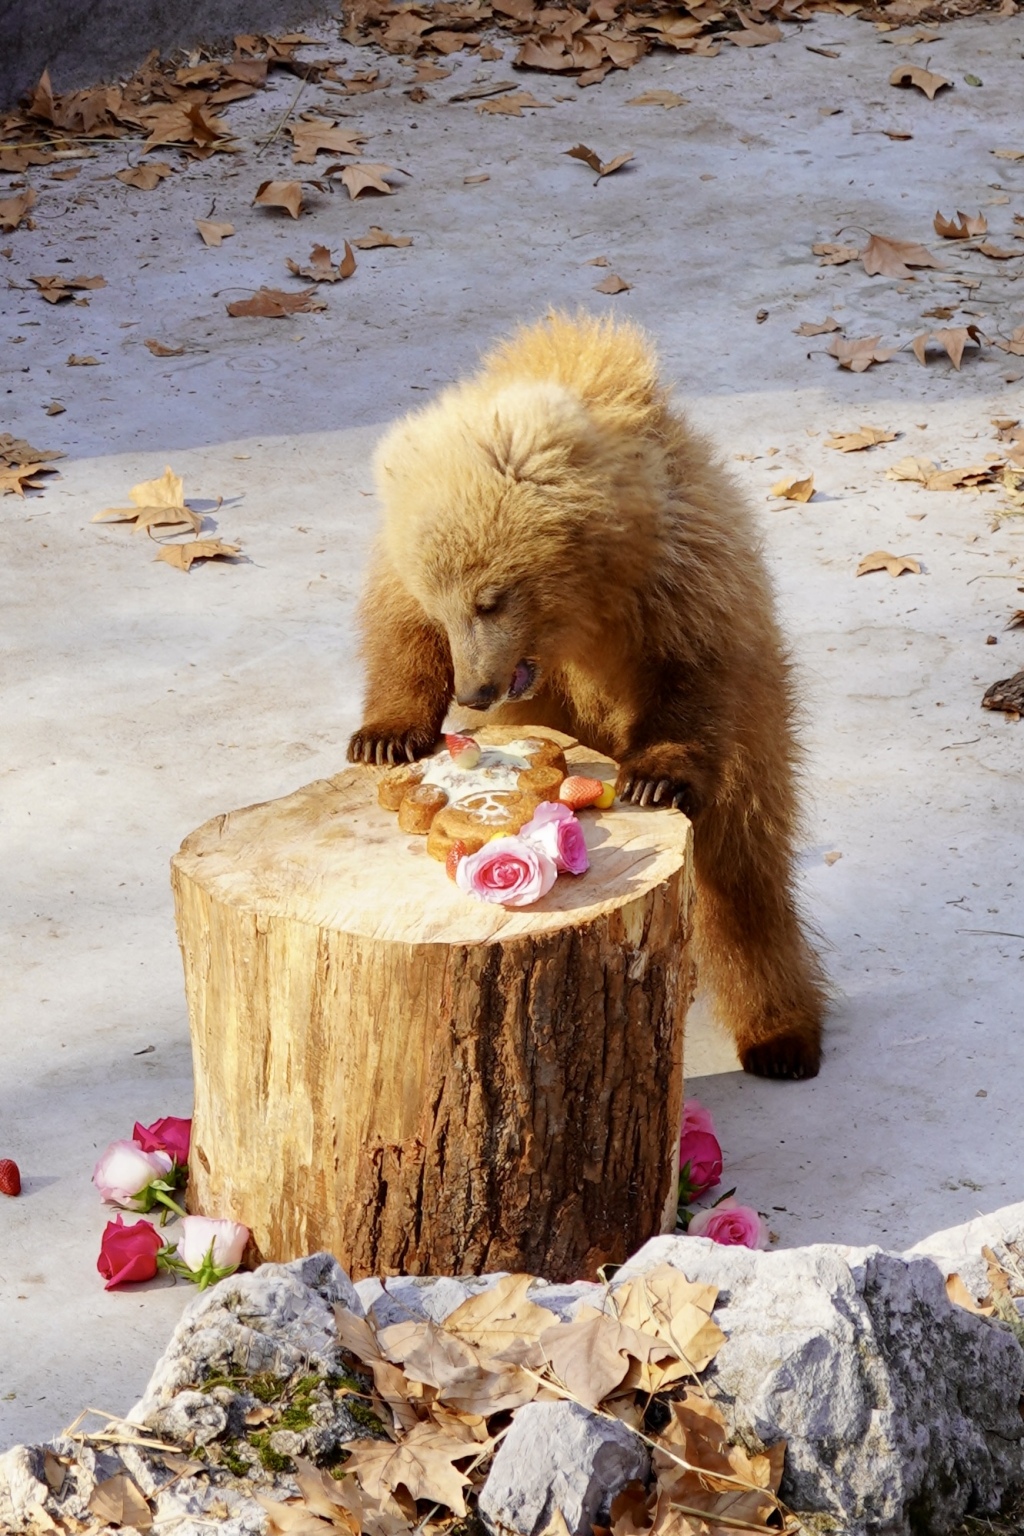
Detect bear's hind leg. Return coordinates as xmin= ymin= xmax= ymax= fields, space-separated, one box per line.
xmin=693 ymin=793 xmax=827 ymax=1081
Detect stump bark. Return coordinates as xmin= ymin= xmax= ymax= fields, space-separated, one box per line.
xmin=171 ymin=735 xmax=695 ymax=1282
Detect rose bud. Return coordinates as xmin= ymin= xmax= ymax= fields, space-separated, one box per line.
xmin=96 ymin=1215 xmax=165 ymax=1290
xmin=687 ymin=1197 xmax=768 ymax=1250
xmin=166 ymin=1215 xmax=250 ymax=1290
xmin=132 ymin=1116 xmax=192 ymax=1168
xmin=92 ymin=1140 xmax=184 ymax=1218
xmin=519 ymin=801 xmax=589 ymax=876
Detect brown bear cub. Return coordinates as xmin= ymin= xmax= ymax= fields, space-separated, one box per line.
xmin=348 ymin=312 xmax=827 ymax=1080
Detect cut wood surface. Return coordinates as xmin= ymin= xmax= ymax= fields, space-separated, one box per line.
xmin=172 ymin=729 xmax=695 ymax=1281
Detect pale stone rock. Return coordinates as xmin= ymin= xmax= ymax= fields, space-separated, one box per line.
xmin=615 ymin=1233 xmax=1024 ymax=1534
xmin=478 ymin=1400 xmax=649 ymax=1536
xmin=905 ymin=1200 xmax=1024 ymax=1299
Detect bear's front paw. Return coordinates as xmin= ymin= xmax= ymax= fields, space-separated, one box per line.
xmin=616 ymin=755 xmax=705 ymax=818
xmin=348 ymin=721 xmax=439 ymax=766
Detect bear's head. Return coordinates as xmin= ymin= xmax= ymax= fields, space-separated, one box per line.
xmin=374 ymin=379 xmax=611 ymax=712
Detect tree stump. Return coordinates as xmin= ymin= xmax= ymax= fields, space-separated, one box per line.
xmin=171 ymin=734 xmax=695 ymax=1283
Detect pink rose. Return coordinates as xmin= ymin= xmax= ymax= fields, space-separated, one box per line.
xmin=519 ymin=802 xmax=589 ymax=876
xmin=680 ymin=1097 xmax=717 ymax=1141
xmin=456 ymin=836 xmax=557 ymax=908
xmin=166 ymin=1215 xmax=250 ymax=1290
xmin=133 ymin=1116 xmax=191 ymax=1166
xmin=92 ymin=1140 xmax=184 ymax=1217
xmin=96 ymin=1215 xmax=163 ymax=1290
xmin=678 ymin=1129 xmax=723 ymax=1200
xmin=687 ymin=1197 xmax=767 ymax=1250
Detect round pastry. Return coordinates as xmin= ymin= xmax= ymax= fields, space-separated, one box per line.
xmin=426 ymin=788 xmax=540 ymax=863
xmin=378 ymin=762 xmax=425 ymax=811
xmin=516 ymin=764 xmax=564 ymax=802
xmin=397 ymin=783 xmax=449 ymax=834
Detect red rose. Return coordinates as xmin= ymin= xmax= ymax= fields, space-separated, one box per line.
xmin=97 ymin=1214 xmax=163 ymax=1290
xmin=132 ymin=1116 xmax=191 ymax=1166
xmin=678 ymin=1128 xmax=723 ymax=1200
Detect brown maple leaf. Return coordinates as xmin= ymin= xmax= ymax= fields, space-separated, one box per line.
xmin=992 ymin=148 xmax=1024 ymax=161
xmin=933 ymin=209 xmax=987 ymax=239
xmin=770 ymin=473 xmax=815 ymax=502
xmin=352 ymin=226 xmax=412 ymax=248
xmin=0 ymin=463 xmax=55 ymax=496
xmin=813 ymin=241 xmax=860 ymax=265
xmin=157 ymin=538 xmax=241 ymax=571
xmin=728 ymin=18 xmax=782 ymax=45
xmin=31 ymin=273 xmax=106 ymax=304
xmin=890 ymin=64 xmax=952 ymax=98
xmin=994 ymin=325 xmax=1024 ymax=357
xmin=856 ymin=549 xmax=921 ymax=576
xmin=825 ymin=425 xmax=898 ymax=452
xmin=227 ymin=286 xmax=326 ymax=317
xmin=0 ymin=188 xmax=37 ymax=231
xmin=565 ymin=144 xmax=634 ymax=178
xmin=911 ymin=324 xmax=982 ymax=370
xmin=594 ymin=272 xmax=631 ymax=293
xmin=93 ymin=467 xmax=202 ymax=532
xmin=333 ymin=163 xmax=399 ymax=199
xmin=286 ymin=242 xmax=356 ymax=281
xmin=476 ymin=91 xmax=551 ymax=115
xmin=627 ymin=89 xmax=687 ymax=108
xmin=195 ymin=219 xmax=235 ymax=246
xmin=89 ymin=1474 xmax=152 ymax=1530
xmin=342 ymin=1421 xmax=479 ymax=1516
xmin=795 ymin=315 xmax=841 ymax=335
xmin=981 ymin=668 xmax=1024 ymax=719
xmin=0 ymin=434 xmax=65 ymax=467
xmin=860 ymin=233 xmax=943 ymax=279
xmin=827 ymin=334 xmax=896 ymax=372
xmin=289 ymin=121 xmax=367 ymax=163
xmin=144 ymin=338 xmax=186 ymax=356
xmin=67 ymin=354 xmax=100 ymax=366
xmin=977 ymin=241 xmax=1022 ymax=261
xmin=254 ymin=179 xmax=305 ymax=217
xmin=115 ymin=161 xmax=174 ymax=190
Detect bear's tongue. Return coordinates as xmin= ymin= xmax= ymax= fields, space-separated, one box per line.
xmin=509 ymin=660 xmax=534 ymax=700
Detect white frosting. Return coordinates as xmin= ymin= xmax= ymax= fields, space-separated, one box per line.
xmin=420 ymin=739 xmax=542 ymax=806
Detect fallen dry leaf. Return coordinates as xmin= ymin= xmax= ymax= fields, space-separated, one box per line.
xmin=911 ymin=324 xmax=982 ymax=369
xmin=93 ymin=466 xmax=202 ymax=533
xmin=926 ymin=463 xmax=997 ymax=490
xmin=0 ymin=187 xmax=37 ymax=230
xmin=144 ymin=338 xmax=186 ymax=357
xmin=827 ymin=334 xmax=896 ymax=372
xmin=890 ymin=64 xmax=951 ymax=98
xmin=254 ymin=179 xmax=305 ymax=217
xmin=628 ymin=89 xmax=687 ymax=108
xmin=770 ymin=473 xmax=815 ymax=502
xmin=981 ymin=668 xmax=1024 ymax=719
xmin=227 ymin=286 xmax=326 ymax=317
xmin=994 ymin=325 xmax=1024 ymax=357
xmin=933 ymin=208 xmax=987 ymax=239
xmin=795 ymin=315 xmax=842 ymax=335
xmin=856 ymin=549 xmax=921 ymax=576
xmin=157 ymin=537 xmax=241 ymax=571
xmin=565 ymin=144 xmax=634 ymax=178
xmin=946 ymin=1273 xmax=995 ymax=1315
xmin=0 ymin=433 xmax=65 ymax=468
xmin=335 ymin=163 xmax=398 ymax=199
xmin=195 ymin=218 xmax=235 ymax=246
xmin=287 ymin=242 xmax=357 ymax=281
xmin=728 ymin=19 xmax=782 ymax=45
xmin=977 ymin=241 xmax=1022 ymax=260
xmin=825 ymin=426 xmax=898 ymax=452
xmin=860 ymin=232 xmax=943 ymax=278
xmin=289 ymin=120 xmax=367 ymax=163
xmin=352 ymin=226 xmax=412 ymax=248
xmin=823 ymin=850 xmax=843 ymax=865
xmin=464 ymin=173 xmax=489 ymax=185
xmin=0 ymin=463 xmax=57 ymax=496
xmin=89 ymin=1474 xmax=152 ymax=1531
xmin=594 ymin=272 xmax=631 ymax=293
xmin=1005 ymin=610 xmax=1024 ymax=630
xmin=46 ymin=401 xmax=65 ymax=415
xmin=886 ymin=455 xmax=938 ymax=484
xmin=476 ymin=90 xmax=551 ymax=115
xmin=539 ymin=1307 xmax=644 ymax=1408
xmin=343 ymin=1421 xmax=478 ymax=1516
xmin=31 ymin=272 xmax=106 ymax=303
xmin=610 ymin=1265 xmax=726 ymax=1384
xmin=67 ymin=354 xmax=99 ymax=365
xmin=115 ymin=160 xmax=174 ymax=190
xmin=813 ymin=241 xmax=861 ymax=265
xmin=992 ymin=148 xmax=1024 ymax=161
xmin=445 ymin=1275 xmax=558 ymax=1354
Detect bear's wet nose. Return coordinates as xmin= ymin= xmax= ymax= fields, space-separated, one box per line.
xmin=456 ymin=682 xmax=499 ymax=710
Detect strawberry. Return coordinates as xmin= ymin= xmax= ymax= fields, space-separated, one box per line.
xmin=0 ymin=1158 xmax=21 ymax=1197
xmin=445 ymin=733 xmax=481 ymax=770
xmin=446 ymin=839 xmax=470 ymax=880
xmin=559 ymin=775 xmax=604 ymax=811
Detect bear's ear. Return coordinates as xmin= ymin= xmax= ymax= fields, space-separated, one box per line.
xmin=478 ymin=383 xmax=598 ymax=484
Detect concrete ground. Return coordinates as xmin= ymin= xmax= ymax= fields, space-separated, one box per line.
xmin=2 ymin=9 xmax=1024 ymax=1447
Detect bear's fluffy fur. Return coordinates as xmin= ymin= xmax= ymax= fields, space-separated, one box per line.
xmin=349 ymin=312 xmax=826 ymax=1079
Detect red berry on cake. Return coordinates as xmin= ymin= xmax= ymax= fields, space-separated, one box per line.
xmin=559 ymin=775 xmax=604 ymax=811
xmin=0 ymin=1159 xmax=21 ymax=1196
xmin=444 ymin=734 xmax=482 ymax=770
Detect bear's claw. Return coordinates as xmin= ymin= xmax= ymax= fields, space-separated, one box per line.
xmin=617 ymin=769 xmax=701 ymax=819
xmin=739 ymin=1031 xmax=821 ymax=1081
xmin=348 ymin=723 xmax=438 ymax=767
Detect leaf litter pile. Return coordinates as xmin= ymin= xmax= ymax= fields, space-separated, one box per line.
xmin=92 ymin=467 xmax=241 ymax=571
